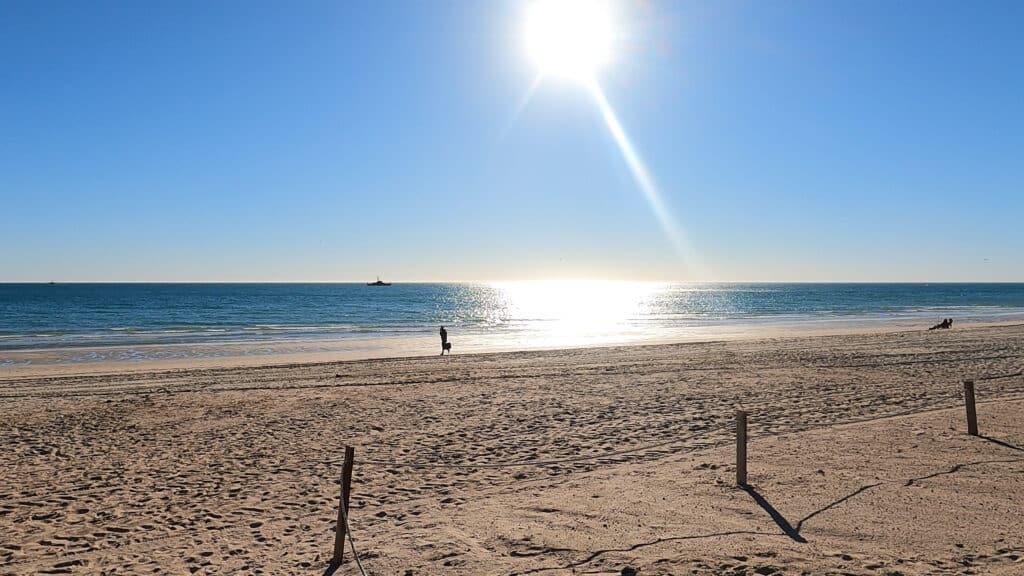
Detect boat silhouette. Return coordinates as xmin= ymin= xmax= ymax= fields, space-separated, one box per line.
xmin=367 ymin=276 xmax=392 ymax=286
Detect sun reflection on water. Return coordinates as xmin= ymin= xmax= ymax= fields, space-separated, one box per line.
xmin=490 ymin=280 xmax=665 ymax=347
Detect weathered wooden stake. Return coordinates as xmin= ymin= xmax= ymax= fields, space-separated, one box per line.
xmin=963 ymin=380 xmax=978 ymax=436
xmin=331 ymin=446 xmax=355 ymax=568
xmin=736 ymin=410 xmax=748 ymax=486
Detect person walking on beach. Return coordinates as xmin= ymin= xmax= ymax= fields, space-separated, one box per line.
xmin=440 ymin=325 xmax=450 ymax=355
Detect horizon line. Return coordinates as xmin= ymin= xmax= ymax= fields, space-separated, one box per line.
xmin=3 ymin=280 xmax=1024 ymax=285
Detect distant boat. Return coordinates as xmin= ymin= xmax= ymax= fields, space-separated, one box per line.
xmin=367 ymin=277 xmax=392 ymax=286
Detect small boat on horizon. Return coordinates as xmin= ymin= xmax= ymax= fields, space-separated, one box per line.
xmin=367 ymin=277 xmax=392 ymax=286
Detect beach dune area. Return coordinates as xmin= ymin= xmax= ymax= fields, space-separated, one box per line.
xmin=2 ymin=324 xmax=1023 ymax=575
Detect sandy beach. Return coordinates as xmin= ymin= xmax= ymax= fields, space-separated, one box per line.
xmin=2 ymin=323 xmax=1023 ymax=575
xmin=8 ymin=0 xmax=1024 ymax=573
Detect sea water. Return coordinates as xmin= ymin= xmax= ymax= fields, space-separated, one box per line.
xmin=2 ymin=282 xmax=1023 ymax=365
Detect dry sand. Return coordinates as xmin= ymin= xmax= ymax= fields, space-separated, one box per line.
xmin=2 ymin=324 xmax=1023 ymax=575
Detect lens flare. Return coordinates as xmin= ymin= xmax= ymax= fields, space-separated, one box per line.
xmin=517 ymin=2 xmax=706 ymax=278
xmin=587 ymin=80 xmax=706 ymax=278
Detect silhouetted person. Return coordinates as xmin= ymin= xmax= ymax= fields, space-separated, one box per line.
xmin=440 ymin=325 xmax=450 ymax=355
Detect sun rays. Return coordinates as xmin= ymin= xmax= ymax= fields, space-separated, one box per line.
xmin=517 ymin=0 xmax=705 ymax=278
xmin=586 ymin=79 xmax=705 ymax=277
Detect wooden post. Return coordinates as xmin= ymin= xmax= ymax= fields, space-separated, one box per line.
xmin=964 ymin=380 xmax=978 ymax=436
xmin=331 ymin=446 xmax=355 ymax=568
xmin=736 ymin=410 xmax=748 ymax=486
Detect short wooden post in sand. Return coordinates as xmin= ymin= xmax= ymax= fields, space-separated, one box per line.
xmin=736 ymin=410 xmax=748 ymax=486
xmin=331 ymin=446 xmax=356 ymax=568
xmin=963 ymin=380 xmax=978 ymax=436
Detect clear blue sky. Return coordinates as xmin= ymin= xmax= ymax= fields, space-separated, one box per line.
xmin=2 ymin=0 xmax=1021 ymax=282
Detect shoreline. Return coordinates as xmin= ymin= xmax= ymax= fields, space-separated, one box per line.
xmin=2 ymin=317 xmax=1024 ymax=379
xmin=5 ymin=282 xmax=1024 ymax=378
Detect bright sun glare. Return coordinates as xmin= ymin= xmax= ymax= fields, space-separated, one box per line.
xmin=526 ymin=0 xmax=613 ymax=80
xmin=519 ymin=0 xmax=706 ymax=278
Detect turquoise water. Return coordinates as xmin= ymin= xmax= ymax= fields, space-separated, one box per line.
xmin=2 ymin=283 xmax=1023 ymax=363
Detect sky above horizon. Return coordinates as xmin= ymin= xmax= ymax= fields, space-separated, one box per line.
xmin=2 ymin=1 xmax=1022 ymax=282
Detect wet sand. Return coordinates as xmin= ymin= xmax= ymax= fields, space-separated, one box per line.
xmin=2 ymin=324 xmax=1023 ymax=574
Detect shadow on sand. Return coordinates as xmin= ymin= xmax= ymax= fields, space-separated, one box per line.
xmin=741 ymin=485 xmax=807 ymax=543
xmin=979 ymin=435 xmax=1024 ymax=453
xmin=743 ymin=449 xmax=1024 ymax=543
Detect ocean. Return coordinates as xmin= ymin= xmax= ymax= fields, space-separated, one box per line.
xmin=2 ymin=282 xmax=1024 ymax=366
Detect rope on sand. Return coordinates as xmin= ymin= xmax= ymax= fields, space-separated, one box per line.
xmin=975 ymin=370 xmax=1023 ymax=382
xmin=354 ymin=374 xmax=1024 ymax=470
xmin=340 ymin=492 xmax=368 ymax=576
xmin=359 ymin=424 xmax=730 ymax=469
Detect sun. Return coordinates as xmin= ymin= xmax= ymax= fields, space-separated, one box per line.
xmin=526 ymin=0 xmax=613 ymax=80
